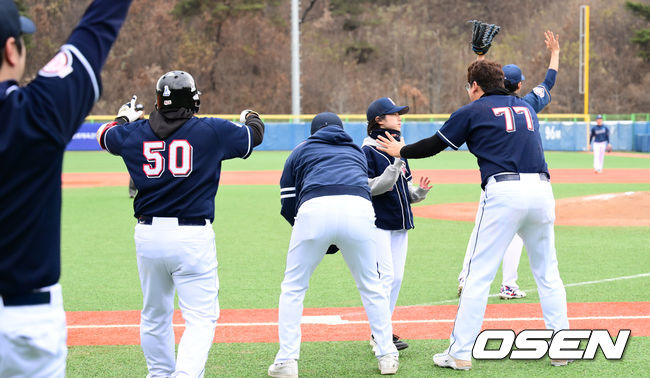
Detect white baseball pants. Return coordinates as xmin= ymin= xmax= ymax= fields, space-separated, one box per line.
xmin=135 ymin=217 xmax=219 ymax=378
xmin=0 ymin=284 xmax=67 ymax=378
xmin=501 ymin=234 xmax=525 ymax=290
xmin=447 ymin=174 xmax=569 ymax=361
xmin=458 ymin=204 xmax=525 ymax=291
xmin=375 ymin=229 xmax=408 ymax=314
xmin=592 ymin=141 xmax=607 ymax=172
xmin=274 ymin=195 xmax=398 ymax=363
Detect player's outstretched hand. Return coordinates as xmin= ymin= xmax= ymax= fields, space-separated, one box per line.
xmin=419 ymin=176 xmax=433 ymax=190
xmin=545 ymin=30 xmax=560 ymax=53
xmin=376 ymin=131 xmax=405 ymax=157
xmin=116 ymin=95 xmax=144 ymax=123
xmin=240 ymin=109 xmax=260 ymax=123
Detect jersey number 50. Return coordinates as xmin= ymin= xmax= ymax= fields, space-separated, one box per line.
xmin=492 ymin=106 xmax=534 ymax=133
xmin=143 ymin=140 xmax=193 ymax=178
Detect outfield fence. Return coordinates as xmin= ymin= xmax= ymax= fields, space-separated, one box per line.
xmin=70 ymin=118 xmax=650 ymax=152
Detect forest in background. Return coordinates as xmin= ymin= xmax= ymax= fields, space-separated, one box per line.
xmin=16 ymin=0 xmax=650 ymax=116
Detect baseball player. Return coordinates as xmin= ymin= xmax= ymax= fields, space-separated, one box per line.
xmin=377 ymin=60 xmax=570 ymax=370
xmin=363 ymin=97 xmax=432 ymax=351
xmin=269 ymin=112 xmax=399 ymax=377
xmin=0 ymin=1 xmax=132 ymax=376
xmin=589 ymin=114 xmax=611 ymax=173
xmin=96 ymin=71 xmax=265 ymax=377
xmin=458 ymin=30 xmax=561 ymax=300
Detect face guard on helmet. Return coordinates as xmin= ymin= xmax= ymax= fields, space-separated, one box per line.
xmin=155 ymin=70 xmax=201 ymax=113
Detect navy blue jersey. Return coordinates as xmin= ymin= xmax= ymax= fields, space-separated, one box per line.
xmin=280 ymin=126 xmax=371 ymax=225
xmin=590 ymin=125 xmax=610 ymax=143
xmin=437 ymin=94 xmax=549 ymax=188
xmin=521 ymin=69 xmax=556 ymax=113
xmin=0 ymin=0 xmax=132 ymax=295
xmin=362 ymin=142 xmax=414 ymax=230
xmin=101 ymin=117 xmax=253 ymax=221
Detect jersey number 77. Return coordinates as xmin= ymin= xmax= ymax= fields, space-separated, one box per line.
xmin=143 ymin=140 xmax=193 ymax=178
xmin=492 ymin=106 xmax=534 ymax=133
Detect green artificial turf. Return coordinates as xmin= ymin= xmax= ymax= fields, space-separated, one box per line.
xmin=67 ymin=337 xmax=649 ymax=377
xmin=62 ymin=150 xmax=650 ymax=173
xmin=59 ymin=150 xmax=650 ymax=376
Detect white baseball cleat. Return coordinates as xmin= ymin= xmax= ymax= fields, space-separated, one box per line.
xmin=378 ymin=354 xmax=399 ymax=375
xmin=268 ymin=359 xmax=298 ymax=378
xmin=433 ymin=352 xmax=472 ymax=370
xmin=498 ymin=285 xmax=526 ymax=299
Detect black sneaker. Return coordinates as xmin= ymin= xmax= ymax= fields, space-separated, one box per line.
xmin=393 ymin=334 xmax=409 ymax=350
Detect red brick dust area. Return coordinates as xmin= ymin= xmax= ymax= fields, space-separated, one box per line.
xmin=414 ymin=191 xmax=650 ymax=227
xmin=67 ymin=302 xmax=650 ymax=346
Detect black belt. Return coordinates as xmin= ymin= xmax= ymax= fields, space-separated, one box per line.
xmin=494 ymin=173 xmax=549 ymax=183
xmin=138 ymin=216 xmax=207 ymax=226
xmin=2 ymin=291 xmax=51 ymax=306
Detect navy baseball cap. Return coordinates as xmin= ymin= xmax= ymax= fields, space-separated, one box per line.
xmin=311 ymin=112 xmax=343 ymax=135
xmin=596 ymin=114 xmax=603 ymax=120
xmin=503 ymin=64 xmax=525 ymax=85
xmin=0 ymin=0 xmax=36 ymax=46
xmin=366 ymin=97 xmax=409 ymax=122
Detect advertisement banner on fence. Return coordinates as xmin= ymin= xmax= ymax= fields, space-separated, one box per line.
xmin=68 ymin=121 xmax=646 ymax=152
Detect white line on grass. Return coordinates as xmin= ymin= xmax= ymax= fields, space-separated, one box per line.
xmin=67 ymin=314 xmax=650 ymax=329
xmin=415 ymin=272 xmax=650 ymax=306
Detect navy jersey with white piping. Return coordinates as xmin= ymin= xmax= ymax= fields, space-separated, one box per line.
xmin=520 ymin=69 xmax=556 ymax=113
xmin=280 ymin=125 xmax=371 ymax=225
xmin=362 ymin=137 xmax=414 ymax=230
xmin=0 ymin=0 xmax=132 ymax=295
xmin=102 ymin=116 xmax=253 ymax=221
xmin=437 ymin=93 xmax=549 ymax=189
xmin=590 ymin=125 xmax=610 ymax=143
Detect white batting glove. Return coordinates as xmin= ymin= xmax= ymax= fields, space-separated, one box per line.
xmin=239 ymin=109 xmax=260 ymax=123
xmin=117 ymin=95 xmax=144 ymax=123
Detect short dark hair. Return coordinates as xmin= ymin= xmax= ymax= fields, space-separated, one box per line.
xmin=467 ymin=60 xmax=504 ymax=92
xmin=0 ymin=36 xmax=23 ymax=69
xmin=504 ymin=81 xmax=519 ymax=93
xmin=367 ymin=114 xmax=386 ymax=135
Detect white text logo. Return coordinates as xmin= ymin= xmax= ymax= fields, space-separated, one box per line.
xmin=472 ymin=329 xmax=631 ymax=360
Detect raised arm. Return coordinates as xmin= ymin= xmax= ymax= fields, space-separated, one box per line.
xmin=545 ymin=30 xmax=560 ymax=72
xmin=28 ymin=0 xmax=133 ymax=143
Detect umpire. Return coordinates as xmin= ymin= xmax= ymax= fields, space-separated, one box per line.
xmin=0 ymin=1 xmax=133 ymax=376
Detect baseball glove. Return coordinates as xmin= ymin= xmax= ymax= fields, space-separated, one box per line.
xmin=469 ymin=20 xmax=501 ymax=55
xmin=606 ymin=145 xmax=613 ymax=153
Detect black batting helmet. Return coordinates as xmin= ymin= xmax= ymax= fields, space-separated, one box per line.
xmin=155 ymin=70 xmax=201 ymax=113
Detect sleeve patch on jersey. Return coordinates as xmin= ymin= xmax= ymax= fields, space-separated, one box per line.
xmin=533 ymin=86 xmax=545 ymax=98
xmin=38 ymin=50 xmax=74 ymax=79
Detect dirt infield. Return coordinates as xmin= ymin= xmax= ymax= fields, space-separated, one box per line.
xmin=62 ymin=168 xmax=650 ymax=188
xmin=413 ymin=191 xmax=650 ymax=227
xmin=66 ymin=302 xmax=650 ymax=346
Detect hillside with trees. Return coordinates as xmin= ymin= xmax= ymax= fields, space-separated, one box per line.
xmin=17 ymin=0 xmax=650 ymax=116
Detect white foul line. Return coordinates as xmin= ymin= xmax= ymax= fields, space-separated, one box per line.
xmin=417 ymin=272 xmax=650 ymax=306
xmin=66 ymin=273 xmax=650 ymax=330
xmin=67 ymin=315 xmax=650 ymax=329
